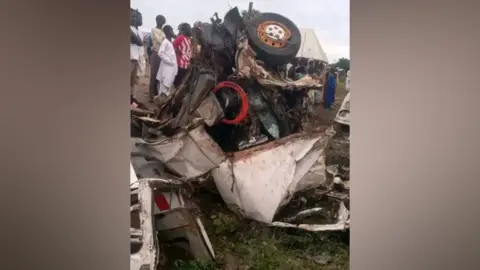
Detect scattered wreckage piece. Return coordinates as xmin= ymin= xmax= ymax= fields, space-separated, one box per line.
xmin=327 ymin=164 xmax=350 ymax=182
xmin=130 ymin=156 xmax=215 ymax=270
xmin=132 ymin=124 xmax=226 ymax=180
xmin=270 ymin=202 xmax=350 ymax=232
xmin=282 ymin=207 xmax=326 ymax=223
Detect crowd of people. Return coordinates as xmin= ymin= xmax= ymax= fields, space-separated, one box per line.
xmin=130 ymin=8 xmax=348 ymax=111
xmin=286 ymin=59 xmax=345 ymax=110
xmin=130 ymin=9 xmax=193 ymax=105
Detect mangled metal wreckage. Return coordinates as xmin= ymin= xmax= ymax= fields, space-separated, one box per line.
xmin=131 ymin=6 xmax=350 ymax=269
xmin=130 ymin=159 xmax=215 ymax=270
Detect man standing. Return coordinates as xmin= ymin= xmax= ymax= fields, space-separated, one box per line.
xmin=323 ymin=67 xmax=337 ymax=110
xmin=173 ymin=23 xmax=192 ymax=87
xmin=156 ymin=25 xmax=178 ymax=105
xmin=130 ymin=9 xmax=144 ymax=100
xmin=149 ymin=15 xmax=166 ymax=103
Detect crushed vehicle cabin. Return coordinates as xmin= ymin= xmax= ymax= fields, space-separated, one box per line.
xmin=131 ymin=6 xmax=350 ymax=269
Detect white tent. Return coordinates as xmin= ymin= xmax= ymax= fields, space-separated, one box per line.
xmin=296 ymin=28 xmax=328 ymax=63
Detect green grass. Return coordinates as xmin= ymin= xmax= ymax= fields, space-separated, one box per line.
xmin=175 ymin=211 xmax=349 ymax=270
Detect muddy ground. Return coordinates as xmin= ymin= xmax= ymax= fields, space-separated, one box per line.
xmin=134 ymin=69 xmax=350 ymax=270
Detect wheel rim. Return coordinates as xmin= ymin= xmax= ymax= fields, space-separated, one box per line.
xmin=256 ymin=21 xmax=291 ymax=48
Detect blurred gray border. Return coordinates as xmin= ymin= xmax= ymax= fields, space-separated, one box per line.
xmin=0 ymin=0 xmax=478 ymax=269
xmin=351 ymin=0 xmax=479 ymax=269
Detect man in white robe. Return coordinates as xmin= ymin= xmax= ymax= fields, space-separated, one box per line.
xmin=155 ymin=25 xmax=177 ymax=105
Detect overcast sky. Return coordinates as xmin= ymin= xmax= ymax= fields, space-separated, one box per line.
xmin=131 ymin=0 xmax=349 ymax=62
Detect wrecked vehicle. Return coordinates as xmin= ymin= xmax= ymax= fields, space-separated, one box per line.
xmin=131 ymin=7 xmax=349 ymax=267
xmin=130 ymin=146 xmax=215 ymax=270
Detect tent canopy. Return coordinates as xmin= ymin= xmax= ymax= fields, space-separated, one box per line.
xmin=296 ymin=28 xmax=328 ymax=63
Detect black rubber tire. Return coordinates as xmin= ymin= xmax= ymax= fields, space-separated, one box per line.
xmin=245 ymin=13 xmax=302 ymax=67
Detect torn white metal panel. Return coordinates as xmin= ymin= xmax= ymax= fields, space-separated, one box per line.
xmin=290 ymin=147 xmax=327 ymax=196
xmin=294 ymin=128 xmax=336 ymax=191
xmin=270 ymin=202 xmax=350 ymax=232
xmin=130 ymin=162 xmax=139 ymax=189
xmin=130 ymin=176 xmax=158 ymax=270
xmin=211 ymin=127 xmax=335 ymax=224
xmin=335 ymin=92 xmax=350 ymax=126
xmin=135 ymin=125 xmax=226 ymax=180
xmin=214 ymin=144 xmax=297 ymax=223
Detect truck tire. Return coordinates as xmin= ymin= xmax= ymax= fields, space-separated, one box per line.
xmin=245 ymin=12 xmax=302 ymax=67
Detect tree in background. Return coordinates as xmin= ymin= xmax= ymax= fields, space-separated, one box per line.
xmin=333 ymin=57 xmax=350 ymax=71
xmin=241 ymin=9 xmax=262 ymax=21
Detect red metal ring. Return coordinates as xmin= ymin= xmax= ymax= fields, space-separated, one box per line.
xmin=211 ymin=81 xmax=249 ymax=125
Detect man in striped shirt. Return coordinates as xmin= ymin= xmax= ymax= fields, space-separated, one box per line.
xmin=173 ymin=23 xmax=192 ymax=87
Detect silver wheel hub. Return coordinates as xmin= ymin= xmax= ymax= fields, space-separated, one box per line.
xmin=265 ymin=24 xmax=285 ymax=40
